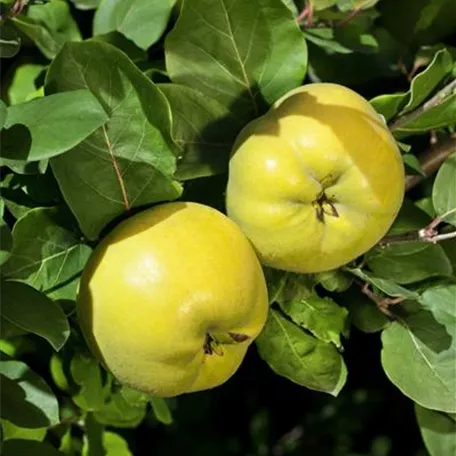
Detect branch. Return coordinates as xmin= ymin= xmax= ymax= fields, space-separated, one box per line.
xmin=389 ymin=79 xmax=456 ymax=132
xmin=360 ymin=283 xmax=404 ymax=317
xmin=405 ymin=135 xmax=456 ymax=191
xmin=379 ymin=209 xmax=456 ymax=246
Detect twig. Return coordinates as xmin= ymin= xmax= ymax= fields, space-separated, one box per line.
xmin=335 ymin=6 xmax=362 ymax=27
xmin=361 ymin=283 xmax=405 ymax=317
xmin=297 ymin=1 xmax=313 ymax=29
xmin=389 ymin=79 xmax=456 ymax=132
xmin=379 ymin=208 xmax=456 ymax=246
xmin=405 ymin=136 xmax=456 ymax=191
xmin=0 ymin=0 xmax=27 ymax=23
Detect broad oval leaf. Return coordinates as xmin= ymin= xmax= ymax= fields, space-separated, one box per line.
xmin=366 ymin=242 xmax=453 ymax=284
xmin=1 ymin=280 xmax=70 ymax=351
xmin=256 ymin=309 xmax=347 ymax=396
xmin=158 ymin=83 xmax=243 ymax=180
xmin=0 ymin=360 xmax=60 ymax=429
xmin=433 ymin=153 xmax=456 ymax=226
xmin=381 ymin=285 xmax=456 ymax=413
xmin=279 ymin=292 xmax=348 ymax=349
xmin=45 ymin=40 xmax=182 ymax=240
xmin=345 ymin=267 xmax=420 ymax=300
xmin=2 ymin=207 xmax=92 ymax=291
xmin=12 ymin=0 xmax=81 ymax=60
xmin=165 ymin=0 xmax=307 ymax=121
xmin=1 ymin=90 xmax=109 ymax=161
xmin=415 ymin=404 xmax=456 ymax=456
xmin=94 ymin=0 xmax=175 ymax=50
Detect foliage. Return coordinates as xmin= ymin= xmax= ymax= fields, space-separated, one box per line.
xmin=0 ymin=0 xmax=455 ymax=454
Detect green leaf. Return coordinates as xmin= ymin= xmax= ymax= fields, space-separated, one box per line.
xmin=82 ymin=416 xmax=133 ymax=456
xmin=310 ymin=0 xmax=338 ymax=11
xmin=1 ymin=280 xmax=70 ymax=351
xmin=0 ymin=100 xmax=7 ymax=129
xmin=92 ymin=31 xmax=148 ymax=62
xmin=1 ymin=90 xmax=109 ymax=161
xmin=1 ymin=440 xmax=64 ymax=456
xmin=82 ymin=413 xmax=105 ymax=456
xmin=381 ymin=285 xmax=456 ymax=413
xmin=370 ymin=49 xmax=453 ymax=122
xmin=256 ymin=309 xmax=347 ymax=396
xmin=433 ymin=153 xmax=456 ymax=226
xmin=71 ymin=355 xmax=107 ymax=411
xmin=45 ymin=40 xmax=182 ymax=240
xmin=315 ymin=269 xmax=353 ymax=293
xmin=303 ymin=28 xmax=353 ymax=55
xmin=345 ymin=267 xmax=420 ymax=300
xmin=94 ymin=0 xmax=175 ymax=50
xmin=94 ymin=388 xmax=147 ymax=428
xmin=279 ymin=292 xmax=348 ymax=349
xmin=0 ymin=359 xmax=60 ymax=428
xmin=158 ymin=83 xmax=243 ymax=180
xmin=102 ymin=432 xmax=133 ymax=455
xmin=165 ymin=0 xmax=307 ymax=121
xmin=415 ymin=404 xmax=456 ymax=456
xmin=0 ymin=22 xmax=21 ymax=58
xmin=12 ymin=0 xmax=82 ymax=60
xmin=0 ymin=200 xmax=12 ymax=266
xmin=396 ymin=93 xmax=456 ymax=133
xmin=150 ymin=397 xmax=173 ymax=425
xmin=342 ymin=289 xmax=390 ymax=334
xmin=366 ymin=242 xmax=453 ymax=284
xmin=402 ymin=153 xmax=425 ymax=176
xmin=401 ymin=49 xmax=453 ymax=113
xmin=7 ymin=64 xmax=46 ymax=106
xmin=0 ymin=419 xmax=46 ymax=442
xmin=2 ymin=207 xmax=92 ymax=291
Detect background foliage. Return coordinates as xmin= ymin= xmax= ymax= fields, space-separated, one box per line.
xmin=1 ymin=0 xmax=455 ymax=455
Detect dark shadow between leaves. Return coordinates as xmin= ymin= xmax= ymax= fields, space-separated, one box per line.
xmin=0 ymin=374 xmax=51 ymax=428
xmin=0 ymin=123 xmax=32 ymax=161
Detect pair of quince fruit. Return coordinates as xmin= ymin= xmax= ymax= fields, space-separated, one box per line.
xmin=77 ymin=83 xmax=405 ymax=397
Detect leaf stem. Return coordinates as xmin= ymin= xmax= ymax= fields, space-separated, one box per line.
xmin=389 ymin=78 xmax=456 ymax=132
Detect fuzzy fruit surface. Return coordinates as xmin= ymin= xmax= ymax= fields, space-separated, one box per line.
xmin=77 ymin=202 xmax=268 ymax=397
xmin=226 ymin=83 xmax=405 ymax=273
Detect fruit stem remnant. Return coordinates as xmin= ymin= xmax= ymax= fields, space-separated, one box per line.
xmin=313 ymin=191 xmax=339 ymax=223
xmin=203 ymin=332 xmax=250 ymax=355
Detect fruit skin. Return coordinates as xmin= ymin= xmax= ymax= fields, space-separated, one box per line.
xmin=226 ymin=83 xmax=405 ymax=273
xmin=77 ymin=202 xmax=268 ymax=398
